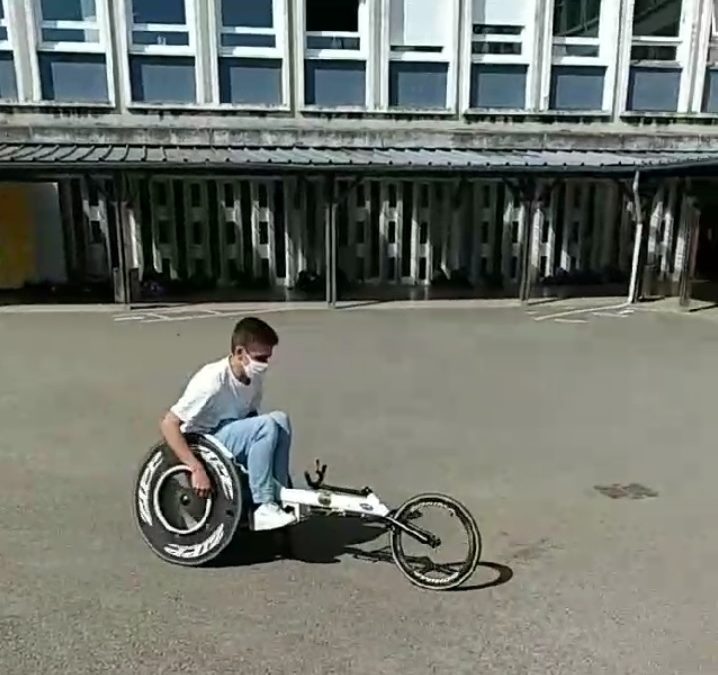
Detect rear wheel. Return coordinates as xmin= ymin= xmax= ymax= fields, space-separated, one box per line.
xmin=389 ymin=493 xmax=481 ymax=590
xmin=133 ymin=434 xmax=242 ymax=566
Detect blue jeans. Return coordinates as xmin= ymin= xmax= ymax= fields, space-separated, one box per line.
xmin=213 ymin=411 xmax=291 ymax=505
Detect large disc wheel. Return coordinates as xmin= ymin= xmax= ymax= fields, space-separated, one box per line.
xmin=133 ymin=434 xmax=242 ymax=566
xmin=389 ymin=493 xmax=481 ymax=590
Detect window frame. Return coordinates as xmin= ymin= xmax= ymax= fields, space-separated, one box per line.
xmin=124 ymin=0 xmax=202 ymax=105
xmin=462 ymin=0 xmax=542 ymax=112
xmin=382 ymin=0 xmax=459 ymax=111
xmin=542 ymin=0 xmax=621 ymax=112
xmin=209 ymin=0 xmax=290 ymax=108
xmin=0 ymin=0 xmax=18 ymax=101
xmin=689 ymin=0 xmax=718 ymax=113
xmin=28 ymin=0 xmax=115 ymax=104
xmin=297 ymin=0 xmax=374 ymax=110
xmin=619 ymin=0 xmax=698 ymax=115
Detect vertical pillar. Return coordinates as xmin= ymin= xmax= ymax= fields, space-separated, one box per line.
xmin=111 ymin=174 xmax=130 ymax=305
xmin=325 ymin=175 xmax=337 ymax=307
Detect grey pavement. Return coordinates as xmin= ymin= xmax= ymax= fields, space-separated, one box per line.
xmin=0 ymin=305 xmax=716 ymax=674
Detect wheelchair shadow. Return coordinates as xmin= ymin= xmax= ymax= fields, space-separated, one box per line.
xmin=210 ymin=516 xmax=514 ymax=592
xmin=209 ymin=515 xmax=388 ymax=568
xmin=344 ymin=545 xmax=514 ymax=592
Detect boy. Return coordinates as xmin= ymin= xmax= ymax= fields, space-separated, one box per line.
xmin=160 ymin=317 xmax=296 ymax=531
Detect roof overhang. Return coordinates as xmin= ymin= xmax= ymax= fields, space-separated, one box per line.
xmin=0 ymin=143 xmax=717 ymax=177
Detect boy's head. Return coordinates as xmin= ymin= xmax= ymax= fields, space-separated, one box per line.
xmin=230 ymin=317 xmax=279 ymax=377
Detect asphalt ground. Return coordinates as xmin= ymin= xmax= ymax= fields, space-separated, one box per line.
xmin=0 ymin=304 xmax=716 ymax=674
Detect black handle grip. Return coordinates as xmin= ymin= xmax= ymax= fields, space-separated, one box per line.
xmin=304 ymin=458 xmax=328 ymax=489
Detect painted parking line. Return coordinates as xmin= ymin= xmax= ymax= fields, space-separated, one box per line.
xmin=533 ymin=302 xmax=630 ymax=322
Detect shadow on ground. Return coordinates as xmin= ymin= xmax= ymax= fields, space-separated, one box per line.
xmin=210 ymin=515 xmax=513 ymax=592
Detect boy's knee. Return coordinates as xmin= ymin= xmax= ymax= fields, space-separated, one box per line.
xmin=266 ymin=410 xmax=291 ymax=434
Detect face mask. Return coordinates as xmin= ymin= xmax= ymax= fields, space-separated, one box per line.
xmin=244 ymin=355 xmax=269 ymax=379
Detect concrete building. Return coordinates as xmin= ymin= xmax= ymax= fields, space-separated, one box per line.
xmin=0 ymin=0 xmax=717 ymax=305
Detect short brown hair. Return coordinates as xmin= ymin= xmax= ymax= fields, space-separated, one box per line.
xmin=231 ymin=317 xmax=279 ymax=352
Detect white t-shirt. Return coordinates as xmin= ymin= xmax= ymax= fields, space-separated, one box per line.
xmin=170 ymin=357 xmax=263 ymax=433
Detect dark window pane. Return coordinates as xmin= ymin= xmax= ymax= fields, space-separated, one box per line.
xmin=304 ymin=59 xmax=365 ymax=107
xmin=631 ymin=45 xmax=677 ymax=61
xmin=39 ymin=52 xmax=108 ymax=102
xmin=222 ymin=0 xmax=273 ymax=27
xmin=0 ymin=27 xmax=8 ymax=41
xmin=219 ymin=57 xmax=282 ymax=104
xmin=306 ymin=35 xmax=360 ymax=49
xmin=132 ymin=31 xmax=189 ymax=46
xmin=0 ymin=53 xmax=17 ymax=100
xmin=552 ymin=44 xmax=599 ymax=57
xmin=221 ymin=33 xmax=275 ymax=48
xmin=470 ymin=63 xmax=527 ymax=109
xmin=627 ymin=66 xmax=680 ymax=111
xmin=632 ymin=0 xmax=682 ymax=37
xmin=306 ymin=0 xmax=359 ymax=32
xmin=703 ymin=67 xmax=718 ymax=112
xmin=389 ymin=61 xmax=448 ymax=109
xmin=132 ymin=0 xmax=186 ymax=25
xmin=473 ymin=25 xmax=522 ymax=35
xmin=130 ymin=55 xmax=196 ymax=103
xmin=553 ymin=0 xmax=601 ymax=38
xmin=42 ymin=28 xmax=99 ymax=42
xmin=473 ymin=42 xmax=521 ymax=55
xmin=550 ymin=66 xmax=605 ymax=111
xmin=41 ymin=0 xmax=96 ymax=22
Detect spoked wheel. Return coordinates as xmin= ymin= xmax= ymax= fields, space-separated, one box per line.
xmin=389 ymin=493 xmax=481 ymax=590
xmin=133 ymin=434 xmax=242 ymax=566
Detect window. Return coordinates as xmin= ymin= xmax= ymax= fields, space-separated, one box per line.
xmin=549 ymin=0 xmax=617 ymax=111
xmin=216 ymin=0 xmax=284 ymax=105
xmin=37 ymin=0 xmax=100 ymax=46
xmin=627 ymin=0 xmax=687 ymax=112
xmin=387 ymin=0 xmax=456 ymax=109
xmin=127 ymin=0 xmax=196 ymax=103
xmin=303 ymin=0 xmax=368 ymax=107
xmin=0 ymin=0 xmax=16 ymax=100
xmin=34 ymin=0 xmax=109 ymax=102
xmin=469 ymin=0 xmax=538 ymax=109
xmin=701 ymin=3 xmax=718 ymax=112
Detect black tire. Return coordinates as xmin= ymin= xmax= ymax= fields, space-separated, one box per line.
xmin=133 ymin=434 xmax=242 ymax=566
xmin=389 ymin=493 xmax=481 ymax=591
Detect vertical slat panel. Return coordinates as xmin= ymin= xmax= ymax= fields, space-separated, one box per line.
xmin=217 ymin=180 xmax=230 ymax=285
xmin=183 ymin=180 xmax=211 ymax=278
xmin=646 ymin=185 xmax=665 ymax=268
xmin=361 ymin=181 xmax=372 ymax=282
xmin=449 ymin=180 xmax=463 ymax=273
xmin=438 ymin=183 xmax=451 ymax=277
xmin=59 ymin=179 xmax=78 ymax=277
xmin=619 ymin=191 xmax=633 ymax=273
xmin=599 ymin=181 xmax=618 ymax=270
xmin=673 ymin=190 xmax=690 ymax=284
xmin=576 ymin=182 xmax=590 ymax=270
xmin=502 ymin=189 xmax=523 ymax=283
xmin=149 ymin=178 xmax=179 ymax=279
xmin=660 ymin=180 xmax=678 ymax=279
xmin=410 ymin=182 xmax=420 ymax=283
xmin=250 ymin=181 xmax=261 ymax=279
xmin=540 ymin=184 xmax=557 ymax=278
xmin=266 ymin=180 xmax=276 ymax=284
xmin=284 ymin=177 xmax=297 ymax=287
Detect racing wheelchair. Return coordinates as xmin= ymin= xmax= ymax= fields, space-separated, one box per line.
xmin=133 ymin=433 xmax=482 ymax=590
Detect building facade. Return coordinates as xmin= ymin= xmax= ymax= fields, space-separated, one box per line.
xmin=0 ymin=0 xmax=716 ymax=303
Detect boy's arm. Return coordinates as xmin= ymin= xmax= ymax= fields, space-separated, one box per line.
xmin=160 ymin=410 xmax=203 ymax=473
xmin=160 ymin=375 xmax=219 ymax=496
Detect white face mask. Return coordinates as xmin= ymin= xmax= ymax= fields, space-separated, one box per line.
xmin=244 ymin=355 xmax=269 ymax=379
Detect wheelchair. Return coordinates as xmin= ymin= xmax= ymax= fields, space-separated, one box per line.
xmin=133 ymin=433 xmax=482 ymax=590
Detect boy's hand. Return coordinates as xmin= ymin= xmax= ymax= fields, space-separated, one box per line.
xmin=191 ymin=464 xmax=212 ymax=499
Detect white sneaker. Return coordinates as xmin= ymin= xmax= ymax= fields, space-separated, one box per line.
xmin=253 ymin=502 xmax=296 ymax=531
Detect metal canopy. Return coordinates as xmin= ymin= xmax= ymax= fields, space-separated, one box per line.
xmin=0 ymin=142 xmax=715 ymax=176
